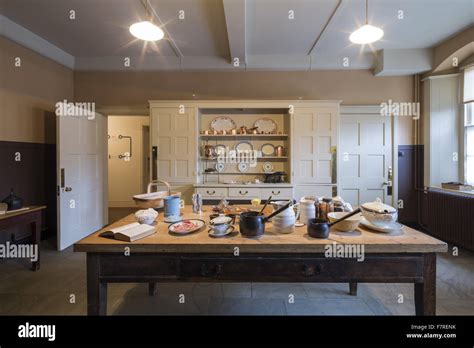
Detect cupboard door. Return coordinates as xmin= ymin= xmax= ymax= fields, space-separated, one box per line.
xmin=151 ymin=107 xmax=196 ymax=183
xmin=292 ymin=106 xmax=338 ymax=184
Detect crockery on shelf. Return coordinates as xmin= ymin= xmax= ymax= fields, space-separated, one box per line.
xmin=261 ymin=143 xmax=275 ymax=156
xmin=235 ymin=141 xmax=253 ymax=153
xmin=215 ymin=144 xmax=226 ymax=156
xmin=210 ymin=116 xmax=236 ymax=132
xmin=254 ymin=118 xmax=277 ymax=133
xmin=238 ymin=162 xmax=249 ymax=173
xmin=215 ymin=162 xmax=226 ymax=172
xmin=262 ymin=162 xmax=273 ymax=173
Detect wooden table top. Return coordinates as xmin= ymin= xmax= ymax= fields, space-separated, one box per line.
xmin=74 ymin=206 xmax=447 ymax=254
xmin=0 ymin=206 xmax=46 ymax=221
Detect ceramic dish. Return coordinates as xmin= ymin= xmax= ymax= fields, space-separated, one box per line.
xmin=262 ymin=162 xmax=273 ymax=173
xmin=208 ymin=225 xmax=235 ymax=237
xmin=254 ymin=118 xmax=277 ymax=133
xmin=215 ymin=162 xmax=226 ymax=172
xmin=215 ymin=144 xmax=227 ymax=156
xmin=210 ymin=116 xmax=236 ymax=132
xmin=235 ymin=141 xmax=253 ymax=153
xmin=360 ymin=217 xmax=403 ymax=233
xmin=261 ymin=143 xmax=275 ymax=156
xmin=238 ymin=162 xmax=249 ymax=173
xmin=327 ymin=211 xmax=361 ymax=232
xmin=168 ymin=219 xmax=205 ymax=234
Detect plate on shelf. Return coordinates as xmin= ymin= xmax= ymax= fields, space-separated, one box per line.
xmin=238 ymin=162 xmax=249 ymax=173
xmin=262 ymin=162 xmax=273 ymax=173
xmin=360 ymin=217 xmax=404 ymax=233
xmin=210 ymin=116 xmax=236 ymax=132
xmin=215 ymin=144 xmax=227 ymax=156
xmin=261 ymin=143 xmax=275 ymax=156
xmin=215 ymin=162 xmax=226 ymax=172
xmin=254 ymin=118 xmax=277 ymax=133
xmin=168 ymin=219 xmax=205 ymax=234
xmin=235 ymin=141 xmax=253 ymax=153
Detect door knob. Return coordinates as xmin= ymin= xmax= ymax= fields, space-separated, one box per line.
xmin=65 ymin=187 xmax=73 ymax=192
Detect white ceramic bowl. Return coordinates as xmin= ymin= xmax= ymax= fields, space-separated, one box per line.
xmin=360 ymin=208 xmax=398 ymax=229
xmin=327 ymin=212 xmax=361 ymax=232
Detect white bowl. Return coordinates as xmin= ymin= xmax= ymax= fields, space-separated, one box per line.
xmin=327 ymin=212 xmax=361 ymax=232
xmin=360 ymin=209 xmax=398 ymax=229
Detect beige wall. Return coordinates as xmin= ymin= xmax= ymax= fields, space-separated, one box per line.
xmin=74 ymin=70 xmax=415 ymax=144
xmin=0 ymin=37 xmax=73 ymax=144
xmin=108 ymin=116 xmax=150 ymax=207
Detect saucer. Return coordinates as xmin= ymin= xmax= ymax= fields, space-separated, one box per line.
xmin=164 ymin=214 xmax=183 ymax=223
xmin=360 ymin=217 xmax=403 ymax=233
xmin=208 ymin=225 xmax=235 ymax=237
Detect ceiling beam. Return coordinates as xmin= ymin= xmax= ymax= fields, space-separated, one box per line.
xmin=307 ymin=0 xmax=342 ymax=55
xmin=223 ymin=0 xmax=247 ymax=65
xmin=145 ymin=0 xmax=183 ymax=58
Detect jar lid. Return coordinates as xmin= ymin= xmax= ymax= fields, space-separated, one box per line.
xmin=322 ymin=197 xmax=333 ymax=203
xmin=361 ymin=198 xmax=396 ymax=213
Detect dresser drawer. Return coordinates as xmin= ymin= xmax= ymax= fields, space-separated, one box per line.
xmin=228 ymin=187 xmax=261 ymax=198
xmin=196 ymin=187 xmax=228 ymax=198
xmin=261 ymin=188 xmax=292 ymax=199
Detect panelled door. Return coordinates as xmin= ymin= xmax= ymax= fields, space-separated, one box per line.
xmin=57 ymin=112 xmax=107 ymax=250
xmin=151 ymin=107 xmax=196 ymax=183
xmin=340 ymin=107 xmax=392 ymax=206
xmin=292 ymin=106 xmax=338 ymax=184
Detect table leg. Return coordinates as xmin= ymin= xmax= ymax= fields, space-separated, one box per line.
xmin=349 ymin=282 xmax=358 ymax=296
xmin=87 ymin=253 xmax=107 ymax=315
xmin=30 ymin=218 xmax=41 ymax=271
xmin=415 ymin=253 xmax=436 ymax=316
xmin=148 ymin=283 xmax=157 ymax=296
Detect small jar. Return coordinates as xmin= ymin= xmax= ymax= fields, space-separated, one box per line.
xmin=319 ymin=197 xmax=334 ymax=220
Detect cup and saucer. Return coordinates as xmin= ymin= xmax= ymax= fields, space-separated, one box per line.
xmin=208 ymin=214 xmax=234 ymax=237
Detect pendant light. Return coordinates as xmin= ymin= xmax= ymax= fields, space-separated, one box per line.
xmin=129 ymin=0 xmax=164 ymax=41
xmin=349 ymin=0 xmax=383 ymax=44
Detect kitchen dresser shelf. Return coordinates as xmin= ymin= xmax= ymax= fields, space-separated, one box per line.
xmin=200 ymin=156 xmax=288 ymax=161
xmin=200 ymin=134 xmax=289 ymax=140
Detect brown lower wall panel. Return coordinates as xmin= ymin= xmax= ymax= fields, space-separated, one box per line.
xmin=0 ymin=141 xmax=56 ymax=241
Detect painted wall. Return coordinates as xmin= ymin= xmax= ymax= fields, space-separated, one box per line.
xmin=74 ymin=70 xmax=415 ymax=145
xmin=108 ymin=116 xmax=150 ymax=207
xmin=0 ymin=37 xmax=73 ymax=144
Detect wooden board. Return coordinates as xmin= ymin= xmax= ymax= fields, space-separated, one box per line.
xmin=74 ymin=206 xmax=447 ymax=254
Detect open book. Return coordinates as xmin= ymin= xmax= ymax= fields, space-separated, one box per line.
xmin=99 ymin=222 xmax=156 ymax=242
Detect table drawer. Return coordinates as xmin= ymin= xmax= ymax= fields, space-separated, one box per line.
xmin=196 ymin=187 xmax=228 ymax=198
xmin=261 ymin=188 xmax=292 ymax=199
xmin=228 ymin=187 xmax=260 ymax=198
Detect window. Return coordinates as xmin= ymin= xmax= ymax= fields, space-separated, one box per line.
xmin=464 ymin=66 xmax=474 ymax=185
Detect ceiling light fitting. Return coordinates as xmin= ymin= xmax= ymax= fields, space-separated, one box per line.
xmin=349 ymin=0 xmax=383 ymax=44
xmin=129 ymin=0 xmax=164 ymax=41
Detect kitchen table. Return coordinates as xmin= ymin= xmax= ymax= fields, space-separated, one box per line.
xmin=74 ymin=206 xmax=447 ymax=316
xmin=0 ymin=206 xmax=46 ymax=271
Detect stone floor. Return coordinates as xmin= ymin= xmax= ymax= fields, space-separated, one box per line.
xmin=0 ymin=208 xmax=472 ymax=315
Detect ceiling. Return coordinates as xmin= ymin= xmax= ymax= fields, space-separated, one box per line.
xmin=0 ymin=0 xmax=472 ymax=73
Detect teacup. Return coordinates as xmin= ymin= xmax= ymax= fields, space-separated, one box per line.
xmin=209 ymin=214 xmax=233 ymax=235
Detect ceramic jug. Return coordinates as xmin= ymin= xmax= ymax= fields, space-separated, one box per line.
xmin=299 ymin=196 xmax=316 ymax=224
xmin=271 ymin=200 xmax=300 ymax=234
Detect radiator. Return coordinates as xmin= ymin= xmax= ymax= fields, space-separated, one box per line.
xmin=421 ymin=188 xmax=474 ymax=251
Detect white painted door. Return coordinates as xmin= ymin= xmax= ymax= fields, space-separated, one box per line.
xmin=292 ymin=106 xmax=339 ymax=184
xmin=340 ymin=106 xmax=392 ymax=206
xmin=151 ymin=107 xmax=196 ymax=183
xmin=57 ymin=112 xmax=107 ymax=250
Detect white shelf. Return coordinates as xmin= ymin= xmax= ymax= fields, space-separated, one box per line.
xmin=200 ymin=134 xmax=288 ymax=139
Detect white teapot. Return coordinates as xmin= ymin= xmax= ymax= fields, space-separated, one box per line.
xmin=271 ymin=200 xmax=300 ymax=234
